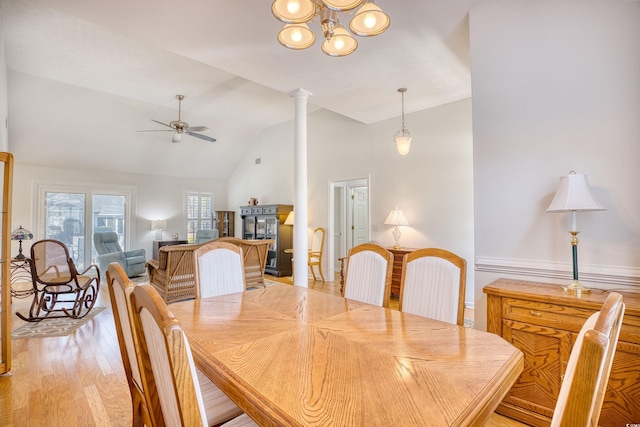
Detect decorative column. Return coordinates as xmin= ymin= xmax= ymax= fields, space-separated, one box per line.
xmin=290 ymin=89 xmax=311 ymax=287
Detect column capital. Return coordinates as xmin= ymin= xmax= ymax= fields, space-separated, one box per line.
xmin=289 ymin=89 xmax=313 ymax=100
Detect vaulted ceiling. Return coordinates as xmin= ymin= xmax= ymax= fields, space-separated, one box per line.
xmin=0 ymin=0 xmax=471 ymax=179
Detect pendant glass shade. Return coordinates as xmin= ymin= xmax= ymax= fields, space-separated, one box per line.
xmin=321 ymin=0 xmax=364 ymax=11
xmin=349 ymin=1 xmax=390 ymax=36
xmin=278 ymin=23 xmax=316 ymax=49
xmin=321 ymin=25 xmax=358 ymax=56
xmin=394 ymin=88 xmax=412 ymax=155
xmin=272 ymin=0 xmax=317 ymax=23
xmin=172 ymin=132 xmax=182 ymax=143
xmin=394 ymin=134 xmax=412 ymax=156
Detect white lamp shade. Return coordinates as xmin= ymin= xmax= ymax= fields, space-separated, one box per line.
xmin=277 ymin=23 xmax=316 ymax=49
xmin=349 ymin=1 xmax=390 ymax=37
xmin=384 ymin=207 xmax=409 ymax=226
xmin=284 ymin=211 xmax=295 ymax=225
xmin=395 ymin=136 xmax=411 ymax=156
xmin=321 ymin=25 xmax=358 ymax=56
xmin=321 ymin=0 xmax=364 ymax=11
xmin=172 ymin=132 xmax=182 ymax=143
xmin=151 ymin=220 xmax=166 ymax=230
xmin=272 ymin=0 xmax=316 ymax=23
xmin=547 ymin=173 xmax=606 ymax=212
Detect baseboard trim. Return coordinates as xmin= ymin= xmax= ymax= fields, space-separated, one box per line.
xmin=475 ymin=257 xmax=640 ymax=289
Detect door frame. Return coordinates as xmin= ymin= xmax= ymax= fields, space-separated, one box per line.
xmin=34 ymin=180 xmax=136 ymax=268
xmin=327 ymin=176 xmax=370 ymax=275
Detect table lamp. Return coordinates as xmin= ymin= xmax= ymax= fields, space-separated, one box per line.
xmin=11 ymin=225 xmax=33 ymax=260
xmin=284 ymin=211 xmax=294 ymax=225
xmin=384 ymin=207 xmax=409 ymax=249
xmin=151 ymin=220 xmax=166 ymax=240
xmin=547 ymin=171 xmax=605 ymax=294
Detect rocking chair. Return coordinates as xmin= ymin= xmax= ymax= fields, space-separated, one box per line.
xmin=16 ymin=239 xmax=100 ymax=322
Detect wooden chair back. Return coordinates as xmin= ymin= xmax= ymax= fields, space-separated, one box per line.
xmin=194 ymin=241 xmax=245 ymax=298
xmin=550 ymin=292 xmax=625 ymax=427
xmin=343 ymin=243 xmax=393 ymax=307
xmin=131 ymin=283 xmax=209 ymax=426
xmin=399 ymin=248 xmax=467 ymax=326
xmin=216 ymin=237 xmax=273 ymax=288
xmin=308 ymin=227 xmax=325 ymax=282
xmin=105 ymin=263 xmax=151 ymax=427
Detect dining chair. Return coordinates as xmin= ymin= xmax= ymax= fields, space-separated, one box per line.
xmin=308 ymin=227 xmax=325 ymax=282
xmin=343 ymin=243 xmax=393 ymax=307
xmin=130 ymin=283 xmax=256 ymax=426
xmin=194 ymin=241 xmax=245 ymax=299
xmin=106 ymin=263 xmax=152 ymax=427
xmin=550 ymin=292 xmax=625 ymax=427
xmin=398 ymin=248 xmax=467 ymax=326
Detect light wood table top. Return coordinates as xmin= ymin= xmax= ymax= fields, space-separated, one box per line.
xmin=170 ymin=285 xmax=523 ymax=426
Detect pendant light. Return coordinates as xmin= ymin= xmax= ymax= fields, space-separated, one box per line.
xmin=394 ymin=88 xmax=412 ymax=156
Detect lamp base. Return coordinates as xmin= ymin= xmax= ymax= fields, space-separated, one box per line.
xmin=562 ymin=280 xmax=591 ymax=294
xmin=391 ymin=226 xmax=401 ymax=250
xmin=14 ymin=253 xmax=26 ymax=260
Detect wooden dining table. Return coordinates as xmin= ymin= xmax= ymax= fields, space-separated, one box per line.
xmin=170 ymin=285 xmax=523 ymax=427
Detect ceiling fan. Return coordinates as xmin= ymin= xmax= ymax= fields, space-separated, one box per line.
xmin=138 ymin=94 xmax=216 ymax=143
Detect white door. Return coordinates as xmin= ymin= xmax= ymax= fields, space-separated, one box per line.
xmin=328 ymin=178 xmax=369 ymax=275
xmin=350 ymin=186 xmax=369 ymax=247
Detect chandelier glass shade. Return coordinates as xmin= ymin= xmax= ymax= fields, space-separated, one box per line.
xmin=394 ymin=88 xmax=412 ymax=156
xmin=272 ymin=0 xmax=390 ymax=57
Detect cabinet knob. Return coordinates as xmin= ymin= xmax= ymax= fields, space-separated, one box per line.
xmin=530 ymin=310 xmax=543 ymax=317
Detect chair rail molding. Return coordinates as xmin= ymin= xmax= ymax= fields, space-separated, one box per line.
xmin=475 ymin=257 xmax=640 ymax=289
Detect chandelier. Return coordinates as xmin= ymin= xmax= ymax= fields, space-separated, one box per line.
xmin=272 ymin=0 xmax=390 ymax=57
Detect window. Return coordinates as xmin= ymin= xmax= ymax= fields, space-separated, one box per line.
xmin=186 ymin=191 xmax=212 ymax=243
xmin=36 ymin=182 xmax=133 ymax=270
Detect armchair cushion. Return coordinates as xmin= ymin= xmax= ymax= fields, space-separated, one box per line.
xmin=94 ymin=231 xmax=146 ymax=278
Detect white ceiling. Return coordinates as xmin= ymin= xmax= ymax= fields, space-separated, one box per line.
xmin=0 ymin=0 xmax=471 ymax=180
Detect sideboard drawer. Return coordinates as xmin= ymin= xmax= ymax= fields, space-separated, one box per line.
xmin=503 ymin=298 xmax=593 ymax=331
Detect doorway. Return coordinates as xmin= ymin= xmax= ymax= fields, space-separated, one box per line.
xmin=328 ymin=177 xmax=370 ymax=275
xmin=36 ymin=183 xmax=133 ymax=270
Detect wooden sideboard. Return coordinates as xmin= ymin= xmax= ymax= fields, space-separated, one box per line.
xmin=388 ymin=247 xmax=416 ymax=297
xmin=339 ymin=247 xmax=416 ymax=297
xmin=484 ymin=278 xmax=640 ymax=427
xmin=152 ymin=239 xmax=188 ymax=260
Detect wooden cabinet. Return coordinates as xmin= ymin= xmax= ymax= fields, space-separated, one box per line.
xmin=387 ymin=247 xmax=415 ymax=297
xmin=484 ymin=278 xmax=640 ymax=426
xmin=152 ymin=239 xmax=187 ymax=260
xmin=0 ymin=153 xmax=14 ymax=374
xmin=241 ymin=204 xmax=292 ymax=277
xmin=212 ymin=210 xmax=234 ymax=237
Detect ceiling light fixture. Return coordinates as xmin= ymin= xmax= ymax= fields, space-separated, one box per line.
xmin=272 ymin=0 xmax=390 ymax=57
xmin=394 ymin=88 xmax=412 ymax=156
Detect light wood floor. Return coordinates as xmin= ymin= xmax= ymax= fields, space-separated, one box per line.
xmin=0 ymin=273 xmax=528 ymax=426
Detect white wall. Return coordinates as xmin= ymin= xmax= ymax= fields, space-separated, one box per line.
xmin=11 ymin=163 xmax=227 ymax=259
xmin=470 ymin=0 xmax=640 ymax=329
xmin=228 ymin=98 xmax=475 ymax=305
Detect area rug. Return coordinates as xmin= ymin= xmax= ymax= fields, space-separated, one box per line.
xmin=11 ymin=306 xmax=106 ymax=339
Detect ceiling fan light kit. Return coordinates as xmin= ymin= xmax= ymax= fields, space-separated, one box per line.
xmin=272 ymin=0 xmax=389 ymax=57
xmin=137 ymin=94 xmax=217 ymax=143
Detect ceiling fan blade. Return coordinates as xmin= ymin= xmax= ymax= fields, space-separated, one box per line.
xmin=151 ymin=119 xmax=173 ymax=129
xmin=186 ymin=131 xmax=216 ymax=143
xmin=186 ymin=126 xmax=209 ymax=132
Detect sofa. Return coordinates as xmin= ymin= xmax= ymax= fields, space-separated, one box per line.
xmin=146 ymin=237 xmax=274 ymax=303
xmin=93 ymin=231 xmax=146 ymax=277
